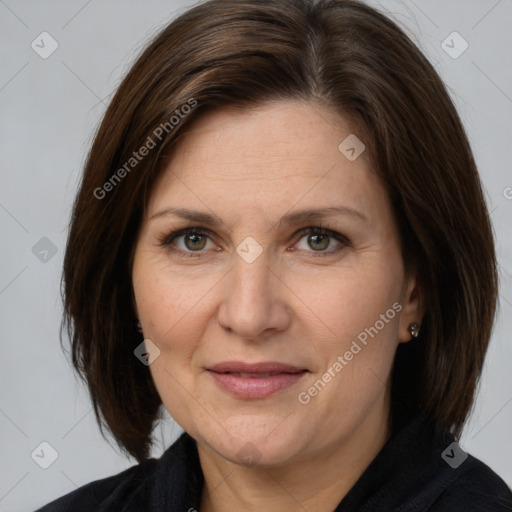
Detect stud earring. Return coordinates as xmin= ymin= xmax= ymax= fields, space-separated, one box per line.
xmin=408 ymin=322 xmax=420 ymax=339
xmin=135 ymin=320 xmax=143 ymax=333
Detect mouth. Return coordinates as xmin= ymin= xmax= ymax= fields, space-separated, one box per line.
xmin=218 ymin=371 xmax=294 ymax=378
xmin=206 ymin=361 xmax=309 ymax=399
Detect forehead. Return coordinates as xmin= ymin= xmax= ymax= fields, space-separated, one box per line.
xmin=147 ymin=100 xmax=389 ymax=225
xmin=165 ymin=100 xmax=364 ymax=175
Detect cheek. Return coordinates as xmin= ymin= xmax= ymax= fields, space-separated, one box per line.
xmin=290 ymin=261 xmax=402 ymax=346
xmin=293 ymin=263 xmax=403 ymax=415
xmin=313 ymin=267 xmax=402 ymax=392
xmin=132 ymin=259 xmax=221 ymax=362
xmin=132 ymin=266 xmax=214 ymax=419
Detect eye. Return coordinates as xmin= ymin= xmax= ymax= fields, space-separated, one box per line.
xmin=292 ymin=226 xmax=349 ymax=256
xmin=160 ymin=228 xmax=215 ymax=257
xmin=159 ymin=225 xmax=350 ymax=258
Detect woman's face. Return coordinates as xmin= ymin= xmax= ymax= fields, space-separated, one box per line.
xmin=132 ymin=100 xmax=421 ymax=467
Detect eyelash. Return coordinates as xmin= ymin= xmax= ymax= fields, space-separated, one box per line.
xmin=159 ymin=225 xmax=350 ymax=258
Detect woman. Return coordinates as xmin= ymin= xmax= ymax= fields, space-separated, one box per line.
xmin=37 ymin=0 xmax=512 ymax=510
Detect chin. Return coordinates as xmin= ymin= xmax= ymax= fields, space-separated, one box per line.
xmin=198 ymin=416 xmax=310 ymax=468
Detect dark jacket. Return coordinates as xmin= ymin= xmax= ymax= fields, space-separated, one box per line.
xmin=36 ymin=404 xmax=512 ymax=511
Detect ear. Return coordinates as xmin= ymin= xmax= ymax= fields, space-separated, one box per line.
xmin=398 ymin=270 xmax=424 ymax=344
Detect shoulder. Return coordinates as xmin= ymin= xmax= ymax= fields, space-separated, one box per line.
xmin=358 ymin=407 xmax=512 ymax=512
xmin=429 ymin=454 xmax=512 ymax=511
xmin=34 ymin=458 xmax=159 ymax=512
xmin=34 ymin=432 xmax=201 ymax=512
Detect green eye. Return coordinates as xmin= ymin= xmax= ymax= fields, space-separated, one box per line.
xmin=182 ymin=232 xmax=208 ymax=251
xmin=306 ymin=233 xmax=330 ymax=251
xmin=161 ymin=228 xmax=212 ymax=257
xmin=294 ymin=227 xmax=349 ymax=255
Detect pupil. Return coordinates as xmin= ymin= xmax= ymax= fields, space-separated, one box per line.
xmin=309 ymin=234 xmax=329 ymax=251
xmin=186 ymin=233 xmax=206 ymax=250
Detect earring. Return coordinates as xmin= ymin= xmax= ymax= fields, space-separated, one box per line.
xmin=408 ymin=322 xmax=420 ymax=339
xmin=135 ymin=320 xmax=143 ymax=333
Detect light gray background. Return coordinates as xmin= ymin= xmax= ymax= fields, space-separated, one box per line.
xmin=1 ymin=1 xmax=511 ymax=510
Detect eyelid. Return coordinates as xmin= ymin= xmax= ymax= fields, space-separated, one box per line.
xmin=159 ymin=227 xmax=216 ymax=258
xmin=292 ymin=226 xmax=350 ymax=256
xmin=160 ymin=226 xmax=214 ymax=246
xmin=295 ymin=224 xmax=350 ymax=244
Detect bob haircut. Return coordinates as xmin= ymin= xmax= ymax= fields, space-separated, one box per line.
xmin=62 ymin=0 xmax=498 ymax=462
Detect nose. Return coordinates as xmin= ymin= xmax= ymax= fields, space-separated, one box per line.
xmin=217 ymin=250 xmax=291 ymax=340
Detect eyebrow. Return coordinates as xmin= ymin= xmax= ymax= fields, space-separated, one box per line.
xmin=149 ymin=206 xmax=368 ymax=227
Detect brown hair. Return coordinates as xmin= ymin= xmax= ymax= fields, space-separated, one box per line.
xmin=61 ymin=0 xmax=498 ymax=462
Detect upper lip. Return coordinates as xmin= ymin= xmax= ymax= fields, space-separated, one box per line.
xmin=208 ymin=361 xmax=307 ymax=374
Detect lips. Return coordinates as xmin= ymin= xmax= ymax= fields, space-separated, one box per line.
xmin=209 ymin=361 xmax=306 ymax=374
xmin=207 ymin=361 xmax=308 ymax=399
xmin=226 ymin=372 xmax=284 ymax=378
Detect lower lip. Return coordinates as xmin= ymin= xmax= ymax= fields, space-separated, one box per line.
xmin=208 ymin=370 xmax=307 ymax=399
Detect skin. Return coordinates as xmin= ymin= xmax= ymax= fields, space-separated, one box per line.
xmin=132 ymin=99 xmax=423 ymax=512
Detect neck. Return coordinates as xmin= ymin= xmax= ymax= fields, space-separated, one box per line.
xmin=197 ymin=390 xmax=392 ymax=512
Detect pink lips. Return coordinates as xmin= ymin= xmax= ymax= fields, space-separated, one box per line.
xmin=207 ymin=361 xmax=308 ymax=399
